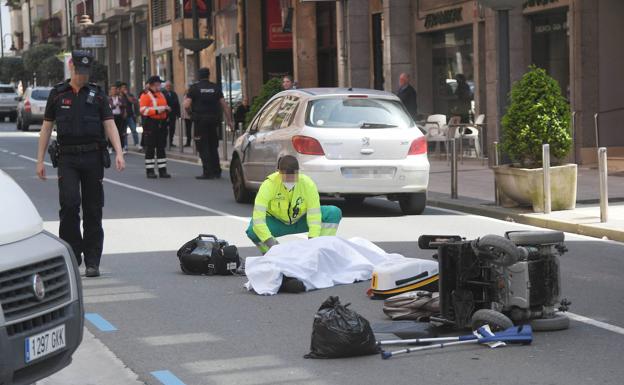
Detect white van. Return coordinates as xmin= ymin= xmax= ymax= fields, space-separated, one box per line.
xmin=0 ymin=170 xmax=83 ymax=385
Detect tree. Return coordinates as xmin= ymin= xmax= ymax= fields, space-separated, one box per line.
xmin=501 ymin=65 xmax=572 ymax=168
xmin=245 ymin=78 xmax=283 ymax=128
xmin=89 ymin=61 xmax=108 ymax=85
xmin=0 ymin=57 xmax=26 ymax=84
xmin=22 ymin=44 xmax=62 ymax=85
xmin=38 ymin=56 xmax=64 ymax=85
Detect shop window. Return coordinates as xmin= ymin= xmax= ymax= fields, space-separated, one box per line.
xmin=531 ymin=10 xmax=569 ymax=97
xmin=430 ymin=26 xmax=474 ymax=122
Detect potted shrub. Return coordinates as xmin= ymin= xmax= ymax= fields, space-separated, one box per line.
xmin=494 ymin=65 xmax=576 ymax=212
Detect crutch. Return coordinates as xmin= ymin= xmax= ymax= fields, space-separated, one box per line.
xmin=380 ymin=325 xmax=533 ymax=359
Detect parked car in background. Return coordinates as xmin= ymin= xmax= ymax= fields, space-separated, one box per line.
xmin=0 ymin=170 xmax=84 ymax=385
xmin=229 ymin=88 xmax=430 ymax=215
xmin=0 ymin=83 xmax=19 ymax=122
xmin=16 ymin=87 xmax=52 ymax=131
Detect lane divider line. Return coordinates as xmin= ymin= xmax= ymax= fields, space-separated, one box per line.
xmin=568 ymin=312 xmax=624 ymax=336
xmin=151 ymin=370 xmax=188 ymax=385
xmin=85 ymin=313 xmax=118 ymax=332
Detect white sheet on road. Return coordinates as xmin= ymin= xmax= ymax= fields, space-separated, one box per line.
xmin=244 ymin=236 xmax=411 ymax=295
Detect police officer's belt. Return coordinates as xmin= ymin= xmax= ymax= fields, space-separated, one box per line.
xmin=58 ymin=143 xmax=105 ymax=154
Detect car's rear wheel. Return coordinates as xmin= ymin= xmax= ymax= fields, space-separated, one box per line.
xmin=230 ymin=157 xmax=253 ymax=203
xmin=398 ymin=192 xmax=426 ymax=215
xmin=21 ymin=118 xmax=30 ymax=132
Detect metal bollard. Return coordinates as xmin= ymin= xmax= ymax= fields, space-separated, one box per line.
xmin=598 ymin=147 xmax=609 ymax=223
xmin=493 ymin=141 xmax=501 ymax=206
xmin=450 ymin=138 xmax=458 ymax=199
xmin=543 ymin=144 xmax=551 ymax=214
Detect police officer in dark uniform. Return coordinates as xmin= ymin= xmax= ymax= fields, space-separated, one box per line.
xmin=183 ymin=68 xmax=233 ymax=179
xmin=36 ymin=50 xmax=126 ymax=278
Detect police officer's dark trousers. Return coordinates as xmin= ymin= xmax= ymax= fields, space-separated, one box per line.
xmin=143 ymin=117 xmax=169 ymax=177
xmin=58 ymin=151 xmax=104 ymax=268
xmin=194 ymin=118 xmax=221 ymax=177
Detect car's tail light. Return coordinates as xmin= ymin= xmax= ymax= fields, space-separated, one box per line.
xmin=292 ymin=135 xmax=325 ymax=155
xmin=408 ymin=136 xmax=427 ymax=155
xmin=24 ymin=99 xmax=31 ymax=113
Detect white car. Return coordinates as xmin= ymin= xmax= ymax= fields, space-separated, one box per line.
xmin=17 ymin=86 xmax=52 ymax=131
xmin=229 ymin=88 xmax=430 ymax=214
xmin=0 ymin=170 xmax=84 ymax=384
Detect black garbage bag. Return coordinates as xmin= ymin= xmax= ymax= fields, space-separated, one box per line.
xmin=304 ymin=296 xmax=380 ymax=359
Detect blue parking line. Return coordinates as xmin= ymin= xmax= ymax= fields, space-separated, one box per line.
xmin=84 ymin=313 xmax=117 ymax=332
xmin=151 ymin=370 xmax=187 ymax=385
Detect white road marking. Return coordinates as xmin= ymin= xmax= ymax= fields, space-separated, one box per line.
xmin=568 ymin=312 xmax=624 ymax=335
xmin=6 ymin=147 xmax=624 ymax=337
xmin=83 ymin=292 xmax=157 ymax=304
xmin=81 ymin=278 xmax=125 ymax=287
xmin=183 ymin=355 xmax=283 ymax=374
xmin=140 ymin=332 xmax=223 ymax=346
xmin=83 ymin=285 xmax=145 ymax=297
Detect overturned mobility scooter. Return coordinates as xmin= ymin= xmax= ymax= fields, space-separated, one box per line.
xmin=418 ymin=230 xmax=571 ymax=331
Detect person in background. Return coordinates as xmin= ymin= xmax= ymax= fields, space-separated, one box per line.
xmin=454 ymin=73 xmax=472 ymax=123
xmin=163 ymin=81 xmax=181 ymax=147
xmin=396 ymin=73 xmax=418 ymax=122
xmin=109 ymin=84 xmax=127 ymax=152
xmin=140 ymin=76 xmax=171 ymax=179
xmin=233 ymin=96 xmax=250 ymax=135
xmin=184 ymin=67 xmax=233 ymax=180
xmin=282 ymin=75 xmax=295 ymax=90
xmin=119 ymin=82 xmax=141 ymax=150
xmin=182 ymin=85 xmax=193 ymax=147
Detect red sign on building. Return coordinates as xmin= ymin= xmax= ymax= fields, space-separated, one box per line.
xmin=266 ymin=0 xmax=292 ymax=50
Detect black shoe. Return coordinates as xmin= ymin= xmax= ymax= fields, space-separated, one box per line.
xmin=85 ymin=266 xmax=100 ymax=277
xmin=195 ymin=174 xmax=214 ymax=180
xmin=146 ymin=170 xmax=157 ymax=179
xmin=158 ymin=168 xmax=172 ymax=178
xmin=279 ymin=277 xmax=306 ymax=293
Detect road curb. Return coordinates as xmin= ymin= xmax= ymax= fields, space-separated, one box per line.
xmin=427 ymin=196 xmax=624 ymax=242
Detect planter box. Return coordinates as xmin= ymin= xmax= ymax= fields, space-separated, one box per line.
xmin=493 ymin=164 xmax=577 ymax=212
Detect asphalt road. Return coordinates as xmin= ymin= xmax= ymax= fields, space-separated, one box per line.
xmin=2 ymin=122 xmax=624 ymax=385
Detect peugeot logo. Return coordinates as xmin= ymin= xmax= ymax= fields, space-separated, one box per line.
xmin=31 ymin=274 xmax=45 ymax=301
xmin=361 ymin=137 xmax=370 ymax=146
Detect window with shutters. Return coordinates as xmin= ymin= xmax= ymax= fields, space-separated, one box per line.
xmin=152 ymin=0 xmax=172 ymax=27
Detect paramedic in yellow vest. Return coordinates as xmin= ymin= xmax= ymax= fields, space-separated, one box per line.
xmin=246 ymin=155 xmax=342 ymax=254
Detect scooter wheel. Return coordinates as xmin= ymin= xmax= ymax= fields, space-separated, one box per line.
xmin=471 ymin=309 xmax=514 ymax=332
xmin=530 ymin=314 xmax=570 ymax=332
xmin=473 ymin=235 xmax=522 ymax=266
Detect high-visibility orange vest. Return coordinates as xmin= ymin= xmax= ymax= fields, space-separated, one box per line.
xmin=139 ymin=90 xmax=168 ymax=120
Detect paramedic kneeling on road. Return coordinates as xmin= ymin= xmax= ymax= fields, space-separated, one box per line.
xmin=247 ymin=156 xmax=342 ymax=254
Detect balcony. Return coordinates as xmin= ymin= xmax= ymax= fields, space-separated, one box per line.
xmin=103 ymin=0 xmax=131 ymax=21
xmin=130 ymin=0 xmax=148 ymax=10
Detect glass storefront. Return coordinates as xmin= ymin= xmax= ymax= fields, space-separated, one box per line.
xmin=530 ymin=10 xmax=569 ymax=98
xmin=430 ymin=26 xmax=474 ymax=122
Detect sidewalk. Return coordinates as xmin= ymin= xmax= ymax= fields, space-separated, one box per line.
xmin=426 ymin=157 xmax=624 ymax=242
xmin=151 ymin=135 xmax=624 ymax=242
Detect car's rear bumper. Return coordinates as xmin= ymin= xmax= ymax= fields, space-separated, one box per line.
xmin=299 ymin=155 xmax=430 ymax=194
xmin=0 ymin=105 xmax=17 ymax=113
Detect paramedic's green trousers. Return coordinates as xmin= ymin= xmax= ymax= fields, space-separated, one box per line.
xmin=246 ymin=205 xmax=342 ymax=254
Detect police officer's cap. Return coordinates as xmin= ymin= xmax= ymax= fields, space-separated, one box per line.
xmin=71 ymin=50 xmax=94 ymax=75
xmin=198 ymin=67 xmax=210 ymax=79
xmin=147 ymin=75 xmax=164 ymax=84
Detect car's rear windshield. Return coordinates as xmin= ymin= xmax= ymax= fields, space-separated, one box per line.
xmin=0 ymin=87 xmax=15 ymax=94
xmin=305 ymin=97 xmax=414 ymax=128
xmin=31 ymin=89 xmax=51 ymax=100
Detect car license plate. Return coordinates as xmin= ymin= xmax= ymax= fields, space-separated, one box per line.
xmin=341 ymin=167 xmax=396 ymax=179
xmin=25 ymin=324 xmax=66 ymax=363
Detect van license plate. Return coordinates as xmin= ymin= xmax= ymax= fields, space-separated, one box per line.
xmin=25 ymin=324 xmax=66 ymax=363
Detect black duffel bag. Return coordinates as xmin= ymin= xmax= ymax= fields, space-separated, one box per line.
xmin=177 ymin=234 xmax=240 ymax=275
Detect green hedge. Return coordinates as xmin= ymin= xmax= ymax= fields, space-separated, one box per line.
xmin=501 ymin=65 xmax=572 ymax=168
xmin=245 ymin=78 xmax=283 ymax=128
